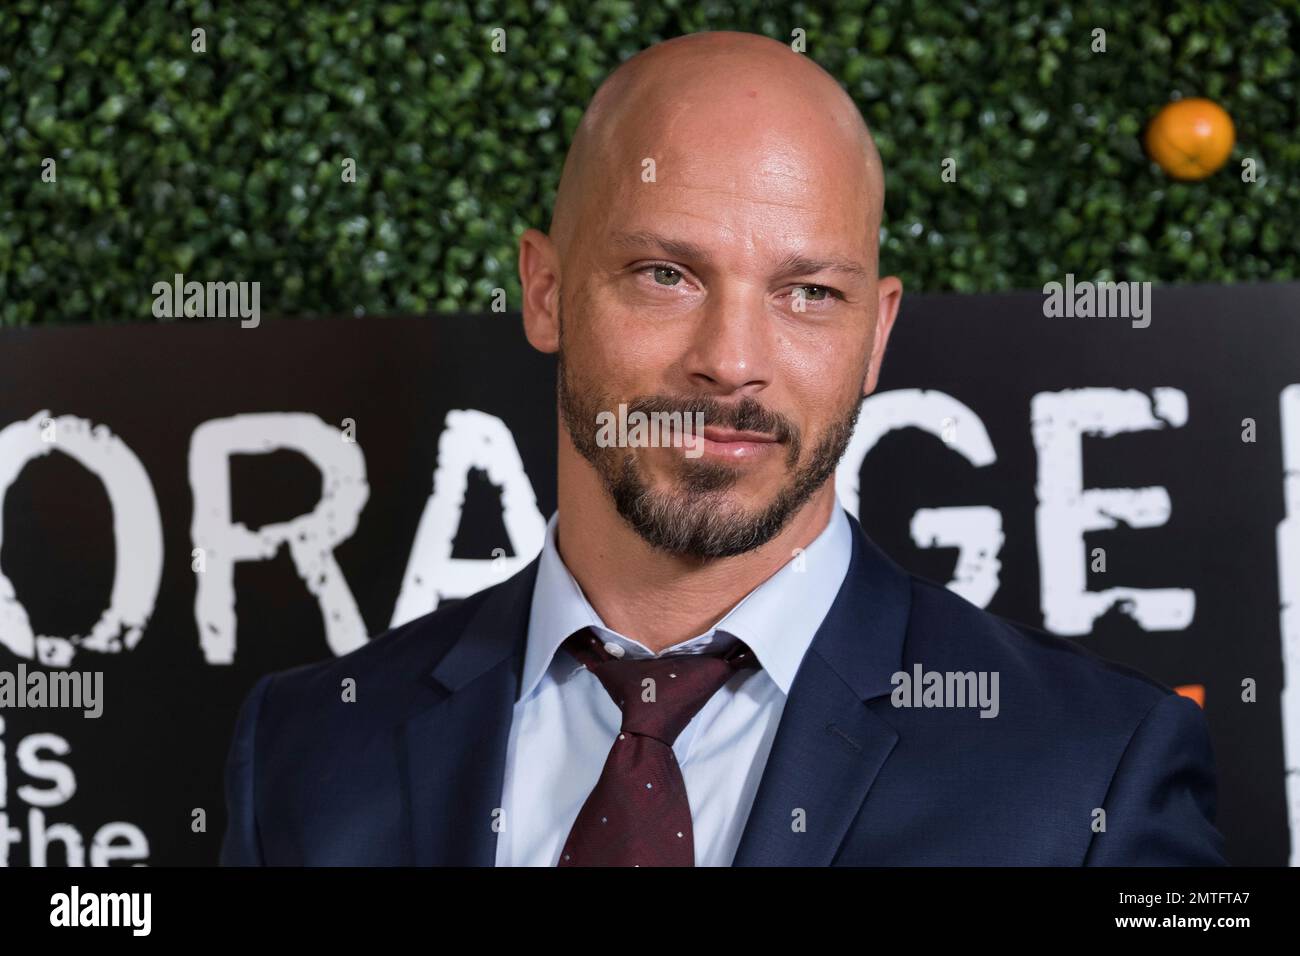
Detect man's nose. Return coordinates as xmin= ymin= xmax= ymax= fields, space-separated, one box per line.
xmin=682 ymin=286 xmax=773 ymax=396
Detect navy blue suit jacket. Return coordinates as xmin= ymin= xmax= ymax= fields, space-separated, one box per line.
xmin=220 ymin=510 xmax=1227 ymax=865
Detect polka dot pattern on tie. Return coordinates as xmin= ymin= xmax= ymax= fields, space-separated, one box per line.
xmin=555 ymin=626 xmax=759 ymax=867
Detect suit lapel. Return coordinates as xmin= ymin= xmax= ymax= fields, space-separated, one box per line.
xmin=732 ymin=513 xmax=912 ymax=866
xmin=400 ymin=559 xmax=538 ymax=866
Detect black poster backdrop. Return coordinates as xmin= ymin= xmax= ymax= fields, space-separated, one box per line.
xmin=0 ymin=282 xmax=1295 ymax=867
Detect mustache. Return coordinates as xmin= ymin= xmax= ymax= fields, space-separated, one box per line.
xmin=623 ymin=395 xmax=796 ymax=443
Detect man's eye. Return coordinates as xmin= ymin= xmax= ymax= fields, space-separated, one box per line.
xmin=794 ymin=285 xmax=834 ymax=302
xmin=648 ymin=264 xmax=682 ymax=286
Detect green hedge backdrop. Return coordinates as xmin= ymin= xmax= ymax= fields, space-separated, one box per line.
xmin=2 ymin=0 xmax=1297 ymax=325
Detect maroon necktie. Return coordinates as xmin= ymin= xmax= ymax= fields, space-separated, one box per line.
xmin=557 ymin=627 xmax=759 ymax=867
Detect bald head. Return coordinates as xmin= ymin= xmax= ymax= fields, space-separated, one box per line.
xmin=549 ymin=31 xmax=885 ymax=266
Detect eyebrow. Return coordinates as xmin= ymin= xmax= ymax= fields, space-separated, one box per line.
xmin=610 ymin=230 xmax=872 ymax=283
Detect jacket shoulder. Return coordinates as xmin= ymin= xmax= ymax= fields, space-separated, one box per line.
xmin=901 ymin=571 xmax=1185 ymax=729
xmin=855 ymin=567 xmax=1224 ymax=864
xmin=248 ymin=575 xmax=513 ymax=729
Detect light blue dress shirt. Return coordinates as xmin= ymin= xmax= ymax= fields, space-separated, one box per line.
xmin=494 ymin=504 xmax=854 ymax=866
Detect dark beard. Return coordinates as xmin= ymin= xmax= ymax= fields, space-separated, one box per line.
xmin=558 ymin=342 xmax=862 ymax=560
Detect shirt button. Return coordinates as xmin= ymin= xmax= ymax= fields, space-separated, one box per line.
xmin=603 ymin=641 xmax=625 ymax=658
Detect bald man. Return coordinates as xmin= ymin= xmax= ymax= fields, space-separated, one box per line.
xmin=220 ymin=32 xmax=1226 ymax=866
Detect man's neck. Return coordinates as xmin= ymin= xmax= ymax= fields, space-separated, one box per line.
xmin=555 ymin=451 xmax=838 ymax=653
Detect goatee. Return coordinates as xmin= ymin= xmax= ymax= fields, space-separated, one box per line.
xmin=558 ymin=350 xmax=862 ymax=559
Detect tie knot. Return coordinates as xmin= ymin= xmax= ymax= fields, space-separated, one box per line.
xmin=562 ymin=628 xmax=759 ymax=745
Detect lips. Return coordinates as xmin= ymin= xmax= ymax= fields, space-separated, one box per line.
xmin=701 ymin=427 xmax=777 ymax=444
xmin=692 ymin=426 xmax=780 ymax=462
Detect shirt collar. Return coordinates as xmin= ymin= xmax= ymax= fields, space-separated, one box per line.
xmin=520 ymin=505 xmax=854 ymax=700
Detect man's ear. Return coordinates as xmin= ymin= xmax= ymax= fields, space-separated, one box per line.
xmin=519 ymin=227 xmax=561 ymax=354
xmin=862 ymin=275 xmax=903 ymax=397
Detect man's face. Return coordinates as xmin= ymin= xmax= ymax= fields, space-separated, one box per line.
xmin=551 ymin=84 xmax=895 ymax=560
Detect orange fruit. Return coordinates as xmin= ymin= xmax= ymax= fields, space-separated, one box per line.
xmin=1144 ymin=98 xmax=1236 ymax=180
